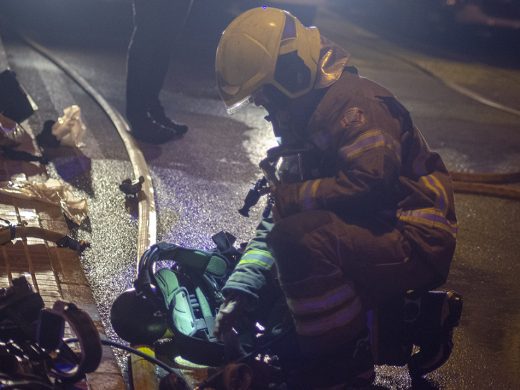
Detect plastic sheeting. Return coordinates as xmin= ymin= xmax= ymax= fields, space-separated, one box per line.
xmin=0 ymin=113 xmax=22 ymax=147
xmin=52 ymin=105 xmax=86 ymax=148
xmin=0 ymin=176 xmax=88 ymax=225
xmin=0 ymin=113 xmax=16 ymax=133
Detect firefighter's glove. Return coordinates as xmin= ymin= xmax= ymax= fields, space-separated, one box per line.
xmin=271 ymin=182 xmax=301 ymax=221
xmin=214 ymin=292 xmax=248 ymax=341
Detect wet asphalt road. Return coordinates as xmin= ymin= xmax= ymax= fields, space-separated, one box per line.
xmin=1 ymin=0 xmax=519 ymax=388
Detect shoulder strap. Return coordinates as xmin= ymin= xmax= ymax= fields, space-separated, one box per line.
xmin=154 ymin=242 xmax=228 ymax=278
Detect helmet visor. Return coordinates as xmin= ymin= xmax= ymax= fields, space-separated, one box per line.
xmin=225 ymin=95 xmax=254 ymax=115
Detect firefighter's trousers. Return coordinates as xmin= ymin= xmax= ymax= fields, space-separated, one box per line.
xmin=267 ymin=210 xmax=437 ymax=356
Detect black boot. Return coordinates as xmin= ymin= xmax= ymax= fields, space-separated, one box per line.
xmin=126 ymin=111 xmax=181 ymax=144
xmin=285 ymin=330 xmax=375 ymax=390
xmin=148 ymin=105 xmax=188 ymax=136
xmin=408 ymin=290 xmax=463 ymax=378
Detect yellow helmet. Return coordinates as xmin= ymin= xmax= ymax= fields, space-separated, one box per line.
xmin=216 ymin=7 xmax=321 ymax=111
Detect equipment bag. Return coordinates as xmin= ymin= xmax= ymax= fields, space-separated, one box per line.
xmin=0 ymin=69 xmax=37 ymax=123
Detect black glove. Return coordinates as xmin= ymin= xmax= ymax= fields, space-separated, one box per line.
xmin=213 ymin=292 xmax=249 ymax=342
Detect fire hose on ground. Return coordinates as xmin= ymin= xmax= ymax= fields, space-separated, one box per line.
xmin=450 ymin=171 xmax=520 ymax=200
xmin=0 ymin=219 xmax=90 ymax=252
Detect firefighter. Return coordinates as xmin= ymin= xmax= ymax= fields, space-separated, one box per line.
xmin=214 ymin=7 xmax=458 ymax=389
xmin=125 ymin=0 xmax=192 ymax=143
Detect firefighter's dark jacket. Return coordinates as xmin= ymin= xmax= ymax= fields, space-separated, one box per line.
xmin=223 ymin=70 xmax=457 ymax=301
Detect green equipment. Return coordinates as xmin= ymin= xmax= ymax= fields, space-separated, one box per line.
xmin=110 ymin=231 xmax=240 ymax=366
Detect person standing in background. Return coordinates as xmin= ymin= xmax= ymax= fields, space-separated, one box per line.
xmin=126 ymin=0 xmax=192 ymax=144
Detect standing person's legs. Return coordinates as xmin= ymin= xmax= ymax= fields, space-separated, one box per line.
xmin=126 ymin=0 xmax=192 ymax=142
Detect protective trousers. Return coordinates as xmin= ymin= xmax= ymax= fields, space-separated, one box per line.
xmin=267 ymin=210 xmax=436 ymax=356
xmin=126 ymin=0 xmax=193 ymax=117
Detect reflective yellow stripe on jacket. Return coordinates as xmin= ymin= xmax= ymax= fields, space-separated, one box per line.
xmin=286 ymin=282 xmax=361 ymax=337
xmin=398 ymin=208 xmax=458 ymax=238
xmin=294 ymin=296 xmax=362 ymax=336
xmin=420 ymin=173 xmax=449 ymax=213
xmin=340 ymin=129 xmax=401 ymax=163
xmin=237 ymin=248 xmax=274 ymax=268
xmin=299 ymin=179 xmax=322 ymax=211
xmin=286 ymin=283 xmax=357 ymax=316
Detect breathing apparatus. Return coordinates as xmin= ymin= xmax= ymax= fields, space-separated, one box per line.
xmin=110 ymin=232 xmax=241 ymax=366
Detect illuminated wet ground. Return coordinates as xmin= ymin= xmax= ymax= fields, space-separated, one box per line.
xmin=1 ymin=0 xmax=519 ymax=388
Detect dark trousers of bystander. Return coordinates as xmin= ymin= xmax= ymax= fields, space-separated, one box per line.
xmin=126 ymin=0 xmax=192 ymax=132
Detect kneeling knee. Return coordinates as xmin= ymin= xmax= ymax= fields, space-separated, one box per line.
xmin=268 ymin=210 xmax=335 ymax=252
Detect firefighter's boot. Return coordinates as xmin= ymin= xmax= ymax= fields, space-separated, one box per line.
xmin=408 ymin=290 xmax=463 ymax=378
xmin=286 ymin=330 xmax=375 ymax=390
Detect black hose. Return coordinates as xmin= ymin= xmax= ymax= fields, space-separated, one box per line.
xmin=64 ymin=338 xmax=184 ymax=377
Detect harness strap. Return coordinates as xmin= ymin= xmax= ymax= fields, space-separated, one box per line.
xmin=38 ymin=300 xmax=102 ymax=379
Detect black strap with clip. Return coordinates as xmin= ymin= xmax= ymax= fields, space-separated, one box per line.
xmin=0 ymin=218 xmax=89 ymax=252
xmin=37 ymin=300 xmax=102 ymax=381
